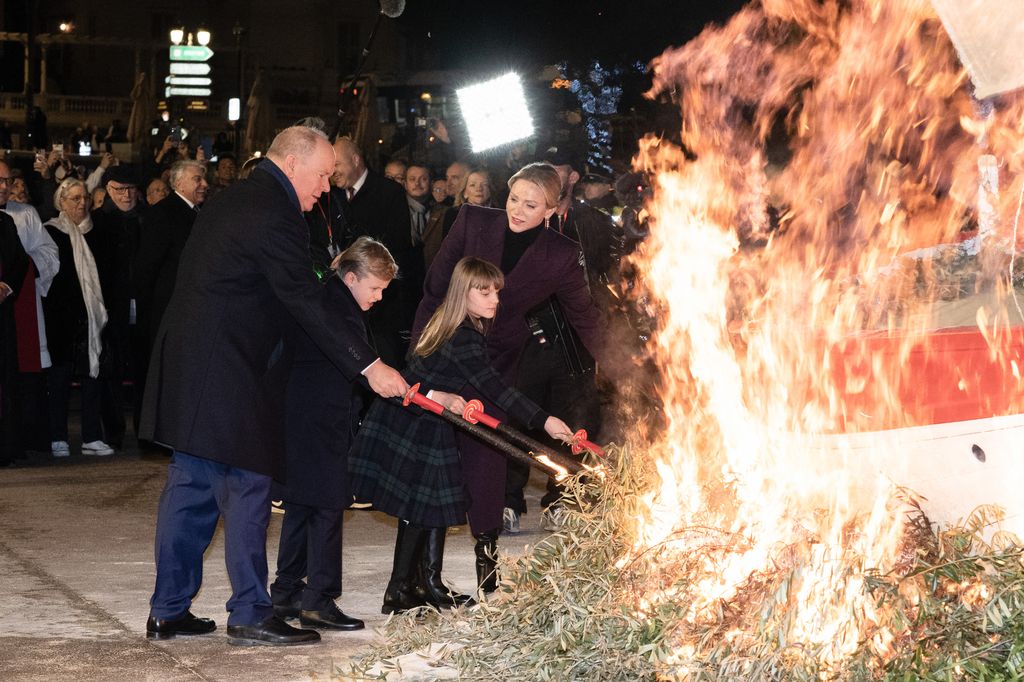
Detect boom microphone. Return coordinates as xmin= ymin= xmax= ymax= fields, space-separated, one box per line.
xmin=379 ymin=0 xmax=405 ymax=18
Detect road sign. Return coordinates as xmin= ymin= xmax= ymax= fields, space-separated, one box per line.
xmin=169 ymin=45 xmax=214 ymax=62
xmin=165 ymin=76 xmax=213 ymax=87
xmin=169 ymin=62 xmax=211 ymax=76
xmin=166 ymin=86 xmax=213 ymax=97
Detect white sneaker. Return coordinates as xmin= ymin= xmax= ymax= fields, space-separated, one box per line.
xmin=51 ymin=441 xmax=71 ymax=457
xmin=502 ymin=507 xmax=521 ymax=534
xmin=541 ymin=506 xmax=567 ymax=532
xmin=81 ymin=440 xmax=115 ymax=456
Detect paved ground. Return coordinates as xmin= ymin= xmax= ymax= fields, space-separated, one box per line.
xmin=0 ymin=443 xmax=551 ymax=681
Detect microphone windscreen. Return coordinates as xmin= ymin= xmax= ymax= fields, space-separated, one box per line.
xmin=379 ymin=0 xmax=405 ymax=18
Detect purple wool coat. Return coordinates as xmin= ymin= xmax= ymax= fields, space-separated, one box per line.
xmin=412 ymin=204 xmax=602 ymax=534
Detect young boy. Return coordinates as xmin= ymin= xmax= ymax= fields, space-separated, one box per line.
xmin=269 ymin=236 xmax=397 ymax=631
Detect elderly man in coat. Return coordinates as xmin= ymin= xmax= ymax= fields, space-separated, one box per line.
xmin=140 ymin=126 xmax=407 ymax=647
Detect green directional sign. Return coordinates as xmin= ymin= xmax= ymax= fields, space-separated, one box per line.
xmin=169 ymin=45 xmax=214 ymax=62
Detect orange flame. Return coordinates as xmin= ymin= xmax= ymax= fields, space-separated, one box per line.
xmin=624 ymin=0 xmax=1024 ymax=671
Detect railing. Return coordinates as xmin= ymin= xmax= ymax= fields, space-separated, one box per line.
xmin=0 ymin=93 xmax=133 ymax=117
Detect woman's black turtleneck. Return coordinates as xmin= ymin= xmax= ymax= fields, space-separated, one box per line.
xmin=500 ymin=224 xmax=541 ymax=274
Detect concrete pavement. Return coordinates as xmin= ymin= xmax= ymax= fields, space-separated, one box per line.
xmin=0 ymin=447 xmax=550 ymax=681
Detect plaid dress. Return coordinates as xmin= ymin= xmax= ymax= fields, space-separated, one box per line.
xmin=349 ymin=323 xmax=547 ymax=528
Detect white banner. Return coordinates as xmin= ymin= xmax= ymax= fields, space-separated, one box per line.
xmin=931 ymin=0 xmax=1024 ymax=99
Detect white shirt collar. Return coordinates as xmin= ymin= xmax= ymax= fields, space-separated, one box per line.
xmin=350 ymin=168 xmax=369 ymax=196
xmin=175 ymin=191 xmax=196 ymax=209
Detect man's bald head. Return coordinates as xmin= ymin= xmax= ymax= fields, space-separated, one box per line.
xmin=266 ymin=125 xmax=329 ymax=164
xmin=331 ymin=137 xmax=367 ymax=190
xmin=266 ymin=125 xmax=336 ymax=212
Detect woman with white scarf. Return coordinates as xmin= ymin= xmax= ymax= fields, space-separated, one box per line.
xmin=42 ymin=178 xmax=114 ymax=457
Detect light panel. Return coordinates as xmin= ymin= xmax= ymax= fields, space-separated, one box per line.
xmin=457 ymin=72 xmax=534 ymax=153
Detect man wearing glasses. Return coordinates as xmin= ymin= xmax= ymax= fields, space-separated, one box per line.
xmin=89 ymin=165 xmax=144 ymax=451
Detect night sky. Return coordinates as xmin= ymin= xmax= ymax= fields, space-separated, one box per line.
xmin=397 ymin=0 xmax=749 ymax=71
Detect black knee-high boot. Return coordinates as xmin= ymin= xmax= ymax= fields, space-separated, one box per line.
xmin=382 ymin=520 xmax=429 ymax=615
xmin=473 ymin=528 xmax=500 ymax=594
xmin=414 ymin=527 xmax=474 ymax=608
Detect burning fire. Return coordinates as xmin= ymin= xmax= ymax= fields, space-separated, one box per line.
xmin=623 ymin=0 xmax=1024 ymax=673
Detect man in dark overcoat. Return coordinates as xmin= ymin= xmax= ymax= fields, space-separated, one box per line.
xmin=89 ymin=164 xmax=144 ymax=448
xmin=140 ymin=126 xmax=407 ymax=646
xmin=132 ymin=159 xmax=208 ymax=429
xmin=133 ymin=160 xmax=207 ymax=350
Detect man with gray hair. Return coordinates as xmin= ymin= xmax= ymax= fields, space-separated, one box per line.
xmin=132 ymin=160 xmax=208 ymax=407
xmin=141 ymin=126 xmax=407 ymax=647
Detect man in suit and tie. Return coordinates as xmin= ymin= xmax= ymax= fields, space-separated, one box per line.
xmin=140 ymin=126 xmax=408 ymax=646
xmin=133 ymin=160 xmax=208 ymax=352
xmin=132 ymin=160 xmax=208 ymax=430
xmin=331 ymin=137 xmax=412 ymax=367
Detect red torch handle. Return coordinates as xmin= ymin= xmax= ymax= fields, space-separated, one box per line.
xmin=570 ymin=429 xmax=605 ymax=457
xmin=403 ymin=383 xmax=444 ymax=416
xmin=396 ymin=384 xmax=584 ymax=478
xmin=462 ymin=399 xmax=501 ymax=429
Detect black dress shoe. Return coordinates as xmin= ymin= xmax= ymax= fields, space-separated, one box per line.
xmin=299 ymin=604 xmax=365 ymax=631
xmin=273 ymin=601 xmax=302 ymax=619
xmin=146 ymin=611 xmax=217 ymax=640
xmin=226 ymin=615 xmax=321 ymax=646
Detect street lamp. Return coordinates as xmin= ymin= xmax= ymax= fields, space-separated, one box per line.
xmin=167 ymin=25 xmax=213 ymax=130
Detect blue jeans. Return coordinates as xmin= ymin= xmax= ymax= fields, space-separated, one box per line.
xmin=149 ymin=451 xmax=273 ymax=626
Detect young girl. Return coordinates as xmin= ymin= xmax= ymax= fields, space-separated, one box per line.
xmin=349 ymin=257 xmax=572 ymax=613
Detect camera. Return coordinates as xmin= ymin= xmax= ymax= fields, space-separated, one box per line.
xmin=414 ymin=117 xmax=428 ymax=128
xmin=169 ymin=126 xmax=182 ymax=143
xmin=52 ymin=143 xmax=64 ymax=159
xmin=79 ymin=141 xmax=92 ymax=156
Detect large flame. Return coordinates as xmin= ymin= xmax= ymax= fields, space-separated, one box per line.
xmin=623 ymin=0 xmax=1024 ymax=672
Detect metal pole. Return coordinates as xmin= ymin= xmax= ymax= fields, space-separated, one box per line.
xmin=398 ymin=384 xmax=586 ymax=480
xmin=232 ymin=21 xmax=244 ymax=157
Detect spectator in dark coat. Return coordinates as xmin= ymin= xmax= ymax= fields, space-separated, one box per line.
xmin=133 ymin=161 xmax=206 ymax=349
xmin=132 ymin=160 xmax=207 ymax=429
xmin=89 ymin=164 xmax=144 ymax=447
xmin=0 ymin=212 xmax=29 ymax=466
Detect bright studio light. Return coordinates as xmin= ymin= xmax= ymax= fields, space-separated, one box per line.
xmin=457 ymin=73 xmax=534 ymax=153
